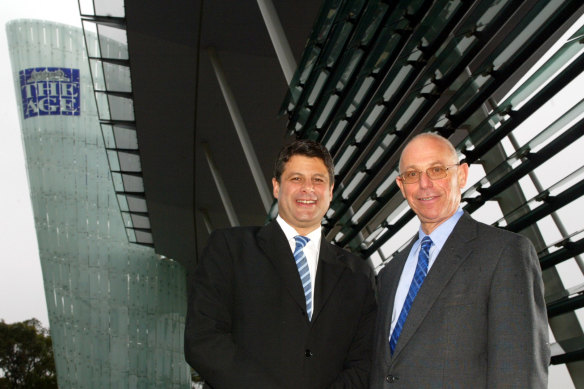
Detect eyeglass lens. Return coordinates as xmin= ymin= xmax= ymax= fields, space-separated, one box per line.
xmin=402 ymin=166 xmax=449 ymax=183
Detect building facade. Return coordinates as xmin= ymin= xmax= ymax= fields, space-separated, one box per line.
xmin=7 ymin=19 xmax=191 ymax=388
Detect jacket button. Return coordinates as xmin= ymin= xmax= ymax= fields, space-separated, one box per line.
xmin=385 ymin=374 xmax=399 ymax=383
xmin=305 ymin=349 xmax=313 ymax=358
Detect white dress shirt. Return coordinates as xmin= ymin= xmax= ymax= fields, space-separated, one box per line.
xmin=276 ymin=216 xmax=322 ymax=303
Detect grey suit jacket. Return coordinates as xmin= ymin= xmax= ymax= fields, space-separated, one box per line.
xmin=185 ymin=221 xmax=377 ymax=389
xmin=370 ymin=212 xmax=549 ymax=388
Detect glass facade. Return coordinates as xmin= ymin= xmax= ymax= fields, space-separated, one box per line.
xmin=6 ymin=19 xmax=190 ymax=389
xmin=281 ymin=1 xmax=584 ymax=386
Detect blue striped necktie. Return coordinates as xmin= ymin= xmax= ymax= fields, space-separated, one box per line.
xmin=294 ymin=235 xmax=312 ymax=320
xmin=389 ymin=236 xmax=433 ymax=354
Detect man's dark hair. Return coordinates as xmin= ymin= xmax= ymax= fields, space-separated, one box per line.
xmin=273 ymin=139 xmax=335 ymax=185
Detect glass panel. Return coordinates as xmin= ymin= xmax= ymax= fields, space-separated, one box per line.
xmin=107 ymin=95 xmax=135 ymax=121
xmin=122 ymin=174 xmax=145 ymax=193
xmin=134 ymin=230 xmax=153 ymax=244
xmin=501 ymin=31 xmax=584 ymax=109
xmin=117 ymin=151 xmax=141 ymax=173
xmin=103 ymin=61 xmax=132 ymax=92
xmin=97 ymin=25 xmax=128 ymax=57
xmin=79 ymin=0 xmax=96 ymax=15
xmin=131 ymin=214 xmax=151 ymax=229
xmin=117 ymin=194 xmax=129 ymax=212
xmin=113 ymin=125 xmax=138 ymax=149
xmin=107 ymin=149 xmax=121 ymax=171
xmin=125 ymin=227 xmax=136 ymax=242
xmin=89 ymin=58 xmax=106 ymax=90
xmin=463 ymin=98 xmax=584 ymax=200
xmin=94 ymin=0 xmax=126 ymax=18
xmin=492 ymin=2 xmax=562 ymax=71
xmin=82 ymin=21 xmax=100 ymax=57
xmin=94 ymin=91 xmax=112 ymax=120
xmin=111 ymin=172 xmax=125 ymax=192
xmin=126 ymin=196 xmax=148 ymax=213
xmin=102 ymin=123 xmax=116 ymax=148
xmin=122 ymin=212 xmax=133 ymax=228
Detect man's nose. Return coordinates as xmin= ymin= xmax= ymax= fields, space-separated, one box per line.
xmin=418 ymin=171 xmax=433 ymax=188
xmin=302 ymin=181 xmax=314 ymax=191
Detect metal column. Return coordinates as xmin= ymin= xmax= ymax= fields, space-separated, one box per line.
xmin=207 ymin=47 xmax=273 ymax=213
xmin=256 ymin=0 xmax=297 ymax=84
xmin=202 ymin=142 xmax=240 ymax=227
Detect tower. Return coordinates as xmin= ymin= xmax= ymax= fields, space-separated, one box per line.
xmin=7 ymin=19 xmax=190 ymax=389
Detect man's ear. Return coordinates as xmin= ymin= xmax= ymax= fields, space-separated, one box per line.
xmin=272 ymin=177 xmax=280 ymax=199
xmin=458 ymin=163 xmax=469 ymax=188
xmin=396 ymin=177 xmax=406 ymax=198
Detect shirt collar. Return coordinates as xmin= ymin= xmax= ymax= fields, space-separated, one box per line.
xmin=419 ymin=207 xmax=463 ymax=249
xmin=276 ymin=216 xmax=322 ymax=248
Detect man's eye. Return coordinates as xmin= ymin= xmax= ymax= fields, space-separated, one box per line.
xmin=431 ymin=166 xmax=444 ymax=174
xmin=405 ymin=171 xmax=418 ymax=178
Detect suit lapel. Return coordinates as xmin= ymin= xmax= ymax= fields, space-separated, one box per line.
xmin=311 ymin=237 xmax=345 ymax=322
xmin=392 ymin=213 xmax=479 ymax=359
xmin=257 ymin=223 xmax=351 ymax=323
xmin=257 ymin=221 xmax=307 ymax=312
xmin=379 ymin=244 xmax=412 ymax=366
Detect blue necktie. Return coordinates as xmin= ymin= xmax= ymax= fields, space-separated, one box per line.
xmin=294 ymin=236 xmax=312 ymax=320
xmin=389 ymin=236 xmax=433 ymax=354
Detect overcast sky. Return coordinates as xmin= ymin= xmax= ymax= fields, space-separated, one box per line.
xmin=0 ymin=0 xmax=80 ymax=328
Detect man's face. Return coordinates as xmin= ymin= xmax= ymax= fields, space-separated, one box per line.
xmin=272 ymin=155 xmax=334 ymax=235
xmin=396 ymin=136 xmax=468 ymax=234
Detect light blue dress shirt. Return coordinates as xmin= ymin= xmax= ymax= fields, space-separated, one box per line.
xmin=389 ymin=208 xmax=464 ymax=336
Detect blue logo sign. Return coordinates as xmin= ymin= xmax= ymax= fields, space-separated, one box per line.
xmin=19 ymin=67 xmax=80 ymax=119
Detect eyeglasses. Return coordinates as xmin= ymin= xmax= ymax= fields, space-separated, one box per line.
xmin=399 ymin=164 xmax=459 ymax=184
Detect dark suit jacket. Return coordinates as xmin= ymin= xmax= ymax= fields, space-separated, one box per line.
xmin=370 ymin=212 xmax=549 ymax=388
xmin=185 ymin=221 xmax=377 ymax=389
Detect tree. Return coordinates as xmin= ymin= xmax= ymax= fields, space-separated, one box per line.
xmin=191 ymin=368 xmax=204 ymax=389
xmin=0 ymin=319 xmax=57 ymax=388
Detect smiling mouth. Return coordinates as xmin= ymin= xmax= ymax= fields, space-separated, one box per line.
xmin=297 ymin=199 xmax=316 ymax=205
xmin=419 ymin=196 xmax=436 ymax=201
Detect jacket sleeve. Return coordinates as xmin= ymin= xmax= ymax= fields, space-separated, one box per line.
xmin=327 ymin=263 xmax=377 ymax=389
xmin=184 ymin=230 xmax=285 ymax=389
xmin=487 ymin=235 xmax=550 ymax=388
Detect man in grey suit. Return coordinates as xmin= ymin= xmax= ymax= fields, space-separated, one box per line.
xmin=370 ymin=133 xmax=549 ymax=388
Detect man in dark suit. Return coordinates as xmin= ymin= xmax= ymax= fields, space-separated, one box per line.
xmin=370 ymin=133 xmax=549 ymax=388
xmin=185 ymin=139 xmax=376 ymax=388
